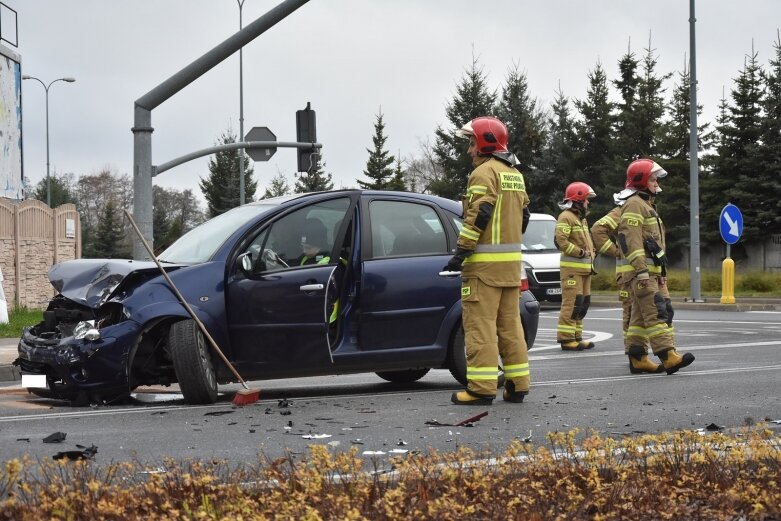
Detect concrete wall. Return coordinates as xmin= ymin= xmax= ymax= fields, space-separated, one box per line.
xmin=0 ymin=199 xmax=81 ymax=309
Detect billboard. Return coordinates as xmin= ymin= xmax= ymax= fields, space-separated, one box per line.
xmin=0 ymin=42 xmax=22 ymax=200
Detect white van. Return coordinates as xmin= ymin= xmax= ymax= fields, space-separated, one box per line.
xmin=522 ymin=213 xmax=561 ymax=303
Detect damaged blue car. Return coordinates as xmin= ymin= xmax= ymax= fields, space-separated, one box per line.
xmin=15 ymin=190 xmax=539 ymax=404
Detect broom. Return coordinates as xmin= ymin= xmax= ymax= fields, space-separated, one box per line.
xmin=124 ymin=210 xmax=260 ymax=406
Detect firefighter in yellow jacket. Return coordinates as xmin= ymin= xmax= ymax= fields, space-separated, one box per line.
xmin=617 ymin=158 xmax=694 ymax=375
xmin=555 ymin=182 xmax=597 ymax=351
xmin=592 ymin=193 xmax=664 ymax=373
xmin=446 ymin=116 xmax=531 ymax=405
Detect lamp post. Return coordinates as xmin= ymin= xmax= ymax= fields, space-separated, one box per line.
xmin=237 ymin=0 xmax=247 ymax=205
xmin=21 ymin=75 xmax=76 ymax=207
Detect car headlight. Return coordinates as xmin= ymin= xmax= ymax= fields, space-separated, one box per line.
xmin=74 ymin=320 xmax=101 ymax=342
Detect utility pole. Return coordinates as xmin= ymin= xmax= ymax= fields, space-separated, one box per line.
xmin=688 ymin=0 xmax=703 ymax=301
xmin=237 ymin=0 xmax=247 ymax=205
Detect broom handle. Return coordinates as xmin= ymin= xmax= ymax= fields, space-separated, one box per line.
xmin=123 ymin=210 xmax=249 ymax=389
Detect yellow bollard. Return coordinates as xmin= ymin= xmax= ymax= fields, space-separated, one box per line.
xmin=720 ymin=257 xmax=736 ymax=304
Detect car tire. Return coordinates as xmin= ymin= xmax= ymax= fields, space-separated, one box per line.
xmin=447 ymin=324 xmax=505 ymax=388
xmin=169 ymin=319 xmax=218 ymax=404
xmin=375 ymin=368 xmax=430 ymax=383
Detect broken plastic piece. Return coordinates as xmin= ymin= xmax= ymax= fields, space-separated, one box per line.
xmin=425 ymin=411 xmax=489 ymax=427
xmin=53 ymin=445 xmax=98 ymax=461
xmin=43 ymin=432 xmax=67 ymax=444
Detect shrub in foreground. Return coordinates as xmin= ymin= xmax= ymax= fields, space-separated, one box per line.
xmin=0 ymin=427 xmax=779 ymax=520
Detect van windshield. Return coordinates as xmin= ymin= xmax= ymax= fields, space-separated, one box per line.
xmin=523 ymin=219 xmax=557 ymax=252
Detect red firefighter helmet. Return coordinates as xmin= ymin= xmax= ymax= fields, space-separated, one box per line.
xmin=563 ymin=181 xmax=596 ymax=202
xmin=456 ymin=116 xmax=508 ymax=154
xmin=626 ymin=158 xmax=667 ymax=190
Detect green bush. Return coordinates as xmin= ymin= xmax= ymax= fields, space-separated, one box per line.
xmin=738 ymin=272 xmax=780 ymax=293
xmin=590 ymin=268 xmax=781 ymax=297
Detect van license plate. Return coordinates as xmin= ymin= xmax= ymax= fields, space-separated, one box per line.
xmin=546 ymin=288 xmax=562 ymax=295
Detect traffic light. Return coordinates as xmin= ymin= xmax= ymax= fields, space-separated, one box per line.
xmin=296 ymin=102 xmax=317 ymax=173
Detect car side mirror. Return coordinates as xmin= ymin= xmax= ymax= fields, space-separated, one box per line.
xmin=238 ymin=252 xmax=253 ymax=274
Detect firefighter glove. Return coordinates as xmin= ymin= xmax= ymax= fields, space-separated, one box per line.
xmin=443 ymin=248 xmax=471 ymax=272
xmin=644 ymin=238 xmax=668 ymax=266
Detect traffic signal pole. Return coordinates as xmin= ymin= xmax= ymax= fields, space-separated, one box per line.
xmin=131 ymin=0 xmax=310 ymax=260
xmin=688 ymin=0 xmax=703 ymax=302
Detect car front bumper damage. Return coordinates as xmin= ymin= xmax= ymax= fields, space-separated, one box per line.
xmin=15 ymin=319 xmax=142 ymax=402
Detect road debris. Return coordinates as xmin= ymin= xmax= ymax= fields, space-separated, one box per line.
xmin=43 ymin=432 xmax=67 ymax=444
xmin=53 ymin=445 xmax=98 ymax=461
xmin=425 ymin=411 xmax=489 ymax=427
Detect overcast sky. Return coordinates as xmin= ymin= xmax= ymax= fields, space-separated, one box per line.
xmin=10 ymin=0 xmax=781 ymax=202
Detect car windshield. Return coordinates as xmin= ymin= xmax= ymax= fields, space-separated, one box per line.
xmin=158 ymin=204 xmax=277 ymax=264
xmin=523 ymin=219 xmax=557 ymax=251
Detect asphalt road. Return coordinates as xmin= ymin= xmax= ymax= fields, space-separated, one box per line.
xmin=1 ymin=306 xmax=779 ymax=468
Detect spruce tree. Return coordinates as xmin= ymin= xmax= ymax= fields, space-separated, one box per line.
xmin=431 ymin=55 xmax=497 ymax=200
xmin=358 ymin=110 xmax=396 ymax=189
xmin=573 ymin=61 xmax=615 ymax=219
xmin=386 ymin=156 xmax=407 ymax=191
xmin=199 ymin=130 xmax=257 ymax=218
xmin=634 ymin=40 xmax=671 ymax=157
xmin=701 ymin=95 xmax=737 ymax=245
xmin=535 ymin=87 xmax=577 ymax=214
xmin=612 ymin=44 xmax=640 ymax=161
xmin=496 ymin=64 xmax=547 ymax=175
xmin=262 ymin=172 xmax=292 ymax=198
xmin=758 ymin=33 xmax=781 ymax=233
xmin=31 ymin=172 xmax=78 ymax=208
xmin=704 ymin=48 xmax=765 ymax=245
xmin=92 ymin=199 xmax=129 ymax=259
xmin=655 ymin=63 xmax=707 ymax=264
xmin=294 ymin=155 xmax=334 ymax=193
xmin=152 ymin=187 xmax=171 ymax=250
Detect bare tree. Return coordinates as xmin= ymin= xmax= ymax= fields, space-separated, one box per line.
xmin=404 ymin=138 xmax=445 ymax=194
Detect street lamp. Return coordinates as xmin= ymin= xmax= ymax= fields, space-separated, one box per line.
xmin=21 ymin=75 xmax=76 ymax=207
xmin=237 ymin=0 xmax=247 ymax=205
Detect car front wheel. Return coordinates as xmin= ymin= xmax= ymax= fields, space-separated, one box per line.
xmin=375 ymin=368 xmax=430 ymax=383
xmin=447 ymin=324 xmax=505 ymax=388
xmin=169 ymin=320 xmax=218 ymax=404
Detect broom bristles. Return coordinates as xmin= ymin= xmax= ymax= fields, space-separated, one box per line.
xmin=232 ymin=388 xmax=260 ymax=406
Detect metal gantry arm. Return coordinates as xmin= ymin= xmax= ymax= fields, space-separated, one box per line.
xmin=132 ymin=0 xmax=311 ymax=260
xmin=153 ymin=141 xmax=321 ymax=177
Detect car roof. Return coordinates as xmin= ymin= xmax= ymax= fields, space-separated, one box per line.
xmin=529 ymin=212 xmax=556 ymax=220
xmin=250 ymin=190 xmax=462 ymax=215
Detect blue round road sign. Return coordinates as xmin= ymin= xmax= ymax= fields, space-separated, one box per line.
xmin=719 ymin=203 xmax=743 ymax=245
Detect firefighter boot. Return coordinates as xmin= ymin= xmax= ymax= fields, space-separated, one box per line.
xmin=577 ymin=340 xmax=595 ymax=350
xmin=560 ymin=341 xmax=583 ymax=351
xmin=658 ymin=349 xmax=695 ymax=375
xmin=451 ymin=390 xmax=494 ymax=406
xmin=627 ymin=345 xmax=664 ymax=374
xmin=502 ymin=380 xmax=528 ymax=403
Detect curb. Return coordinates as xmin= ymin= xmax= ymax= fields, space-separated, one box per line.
xmin=0 ymin=364 xmax=19 ymax=383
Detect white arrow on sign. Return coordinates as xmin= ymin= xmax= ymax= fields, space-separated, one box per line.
xmin=723 ymin=212 xmax=740 ymax=237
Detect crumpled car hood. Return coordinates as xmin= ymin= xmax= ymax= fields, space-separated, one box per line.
xmin=49 ymin=259 xmax=184 ymax=309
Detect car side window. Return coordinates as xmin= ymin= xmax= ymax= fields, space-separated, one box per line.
xmin=245 ymin=198 xmax=350 ymax=272
xmin=369 ymin=200 xmax=448 ymax=257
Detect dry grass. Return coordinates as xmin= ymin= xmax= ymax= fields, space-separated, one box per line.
xmin=1 ymin=427 xmax=779 ymax=520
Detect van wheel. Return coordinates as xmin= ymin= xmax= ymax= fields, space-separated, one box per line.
xmin=169 ymin=320 xmax=218 ymax=404
xmin=375 ymin=368 xmax=430 ymax=383
xmin=447 ymin=324 xmax=505 ymax=388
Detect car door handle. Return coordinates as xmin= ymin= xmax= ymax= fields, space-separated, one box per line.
xmin=300 ymin=283 xmax=324 ymax=292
